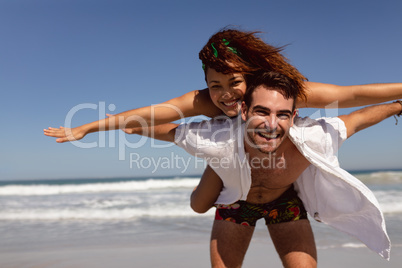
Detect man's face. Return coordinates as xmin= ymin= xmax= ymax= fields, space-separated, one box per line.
xmin=241 ymin=86 xmax=296 ymax=154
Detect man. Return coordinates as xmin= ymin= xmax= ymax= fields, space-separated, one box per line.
xmin=138 ymin=71 xmax=399 ymax=267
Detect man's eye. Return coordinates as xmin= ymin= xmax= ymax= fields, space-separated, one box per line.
xmin=255 ymin=110 xmax=268 ymax=116
xmin=278 ymin=114 xmax=290 ymax=119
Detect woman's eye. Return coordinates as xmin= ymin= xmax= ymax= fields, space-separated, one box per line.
xmin=232 ymin=80 xmax=243 ymax=86
xmin=210 ymin=85 xmax=222 ymax=90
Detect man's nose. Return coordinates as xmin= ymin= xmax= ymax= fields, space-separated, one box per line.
xmin=264 ymin=115 xmax=278 ymax=131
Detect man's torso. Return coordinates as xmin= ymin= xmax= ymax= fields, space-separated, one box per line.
xmin=246 ymin=138 xmax=311 ymax=204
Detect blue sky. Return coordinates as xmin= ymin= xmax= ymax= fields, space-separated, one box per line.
xmin=1 ymin=0 xmax=401 ymax=180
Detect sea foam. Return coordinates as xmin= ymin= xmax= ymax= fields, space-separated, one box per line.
xmin=0 ymin=178 xmax=199 ymax=196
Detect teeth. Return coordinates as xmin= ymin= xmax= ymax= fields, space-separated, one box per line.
xmin=223 ymin=100 xmax=238 ymax=107
xmin=259 ymin=132 xmax=279 ymax=139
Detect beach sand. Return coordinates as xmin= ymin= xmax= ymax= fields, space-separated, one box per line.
xmin=1 ymin=239 xmax=401 ymax=268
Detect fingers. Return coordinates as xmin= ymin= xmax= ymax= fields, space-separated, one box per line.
xmin=122 ymin=128 xmax=138 ymax=134
xmin=44 ymin=125 xmax=81 ymax=144
xmin=43 ymin=127 xmax=61 ymax=137
xmin=43 ymin=127 xmax=55 ymax=136
xmin=43 ymin=127 xmax=69 ymax=139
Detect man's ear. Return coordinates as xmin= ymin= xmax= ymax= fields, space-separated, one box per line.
xmin=241 ymin=102 xmax=248 ymax=121
xmin=290 ymin=109 xmax=297 ymax=126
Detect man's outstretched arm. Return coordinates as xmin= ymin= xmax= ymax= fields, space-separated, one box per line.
xmin=338 ymin=101 xmax=402 ymax=138
xmin=137 ymin=123 xmax=179 ymax=142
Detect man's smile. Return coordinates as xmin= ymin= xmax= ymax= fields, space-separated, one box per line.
xmin=254 ymin=129 xmax=281 ymax=140
xmin=257 ymin=131 xmax=280 ymax=139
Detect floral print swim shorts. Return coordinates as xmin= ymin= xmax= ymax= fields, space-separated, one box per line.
xmin=214 ymin=185 xmax=307 ymax=226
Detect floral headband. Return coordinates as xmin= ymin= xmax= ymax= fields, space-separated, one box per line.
xmin=202 ymin=39 xmax=239 ymax=70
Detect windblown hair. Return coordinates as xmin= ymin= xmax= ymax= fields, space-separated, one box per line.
xmin=199 ymin=28 xmax=307 ymax=102
xmin=243 ymin=71 xmax=300 ymax=111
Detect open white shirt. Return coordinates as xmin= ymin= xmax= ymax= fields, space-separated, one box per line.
xmin=175 ymin=115 xmax=390 ymax=260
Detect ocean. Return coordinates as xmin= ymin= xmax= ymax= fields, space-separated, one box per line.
xmin=1 ymin=170 xmax=402 ymax=260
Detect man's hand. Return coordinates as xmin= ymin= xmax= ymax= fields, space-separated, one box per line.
xmin=338 ymin=101 xmax=402 ymax=138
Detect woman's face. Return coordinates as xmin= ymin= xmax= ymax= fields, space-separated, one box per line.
xmin=206 ymin=68 xmax=247 ymax=117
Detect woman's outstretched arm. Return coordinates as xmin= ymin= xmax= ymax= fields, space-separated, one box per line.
xmin=299 ymin=82 xmax=402 ymax=108
xmin=44 ymin=88 xmax=222 ymax=143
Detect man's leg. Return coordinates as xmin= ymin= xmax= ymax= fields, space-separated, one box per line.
xmin=210 ymin=220 xmax=254 ymax=268
xmin=268 ymin=219 xmax=317 ymax=268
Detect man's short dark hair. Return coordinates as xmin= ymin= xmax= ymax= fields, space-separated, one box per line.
xmin=243 ymin=71 xmax=300 ymax=111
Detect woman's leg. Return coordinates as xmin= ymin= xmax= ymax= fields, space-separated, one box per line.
xmin=190 ymin=165 xmax=223 ymax=213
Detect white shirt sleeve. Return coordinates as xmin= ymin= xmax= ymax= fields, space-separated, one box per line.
xmin=174 ymin=118 xmax=239 ymax=158
xmin=291 ymin=116 xmax=347 ymax=158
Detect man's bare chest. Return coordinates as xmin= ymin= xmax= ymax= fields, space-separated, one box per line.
xmin=249 ymin=151 xmax=310 ymax=189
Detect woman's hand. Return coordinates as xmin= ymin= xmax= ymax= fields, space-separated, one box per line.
xmin=43 ymin=126 xmax=86 ymax=143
